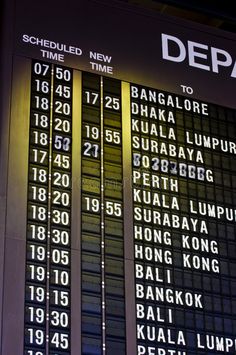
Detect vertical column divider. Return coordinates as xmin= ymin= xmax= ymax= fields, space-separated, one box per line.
xmin=100 ymin=76 xmax=106 ymax=355
xmin=46 ymin=63 xmax=54 ymax=355
xmin=71 ymin=69 xmax=82 ymax=355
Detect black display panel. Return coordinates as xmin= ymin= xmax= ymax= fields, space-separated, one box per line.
xmin=4 ymin=58 xmax=235 ymax=355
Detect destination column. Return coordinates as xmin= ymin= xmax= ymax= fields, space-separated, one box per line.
xmin=130 ymin=84 xmax=181 ymax=355
xmin=130 ymin=83 xmax=236 ymax=355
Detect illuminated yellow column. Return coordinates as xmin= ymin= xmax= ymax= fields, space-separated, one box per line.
xmin=122 ymin=81 xmax=136 ymax=354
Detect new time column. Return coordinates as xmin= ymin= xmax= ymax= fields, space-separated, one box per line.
xmin=80 ymin=73 xmax=126 ymax=355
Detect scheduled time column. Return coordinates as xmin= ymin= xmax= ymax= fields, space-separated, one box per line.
xmin=49 ymin=65 xmax=73 ymax=354
xmin=25 ymin=60 xmax=52 ymax=354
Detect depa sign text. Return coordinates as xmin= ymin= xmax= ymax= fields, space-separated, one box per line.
xmin=161 ymin=33 xmax=236 ymax=77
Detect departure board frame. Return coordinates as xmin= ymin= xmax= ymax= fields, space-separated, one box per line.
xmin=1 ymin=0 xmax=236 ymax=355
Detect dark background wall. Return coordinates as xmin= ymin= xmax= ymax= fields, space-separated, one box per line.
xmin=116 ymin=0 xmax=236 ymax=33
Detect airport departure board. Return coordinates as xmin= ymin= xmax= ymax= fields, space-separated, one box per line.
xmin=1 ymin=1 xmax=236 ymax=355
